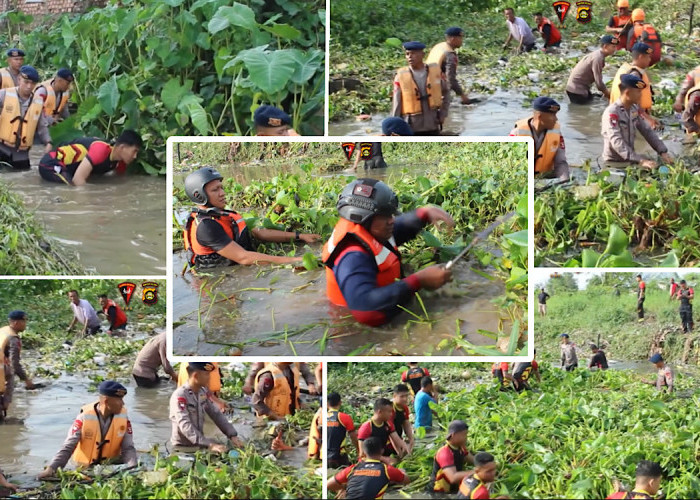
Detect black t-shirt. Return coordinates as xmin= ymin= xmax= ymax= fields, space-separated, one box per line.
xmin=195 ymin=218 xmax=252 ymax=251
xmin=590 ymin=351 xmax=608 ymax=369
xmin=538 ymin=292 xmax=550 ymax=304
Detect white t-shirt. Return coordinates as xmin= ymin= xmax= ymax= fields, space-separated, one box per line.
xmin=71 ymin=299 xmax=101 ymax=328
xmin=507 ymin=17 xmax=536 ymax=46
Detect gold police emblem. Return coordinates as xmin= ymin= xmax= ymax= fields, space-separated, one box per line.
xmin=141 ymin=281 xmax=159 ymax=306
xmin=268 ymin=118 xmax=282 ymax=127
xmin=635 ymin=81 xmax=645 ymax=89
xmin=575 ymin=1 xmax=592 ymax=23
xmin=359 ymin=142 xmax=373 ymax=159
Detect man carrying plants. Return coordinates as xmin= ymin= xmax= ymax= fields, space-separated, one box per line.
xmin=183 ymin=166 xmax=320 ymax=269
xmin=430 ymin=420 xmax=475 ymax=493
xmin=357 ymin=398 xmax=408 ymax=466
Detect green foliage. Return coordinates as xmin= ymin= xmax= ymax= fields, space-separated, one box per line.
xmin=4 ymin=0 xmax=324 ymax=175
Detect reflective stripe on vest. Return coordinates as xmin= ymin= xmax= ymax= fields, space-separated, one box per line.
xmin=426 ymin=42 xmax=454 ymax=70
xmin=513 ymin=118 xmax=561 ymax=174
xmin=396 ymin=64 xmax=443 ymax=115
xmin=684 ymin=85 xmax=700 ymax=129
xmin=182 ymin=211 xmax=247 ymax=263
xmin=0 ymin=87 xmax=43 ymax=150
xmin=71 ymin=403 xmax=128 ymax=466
xmin=38 ymin=79 xmax=70 ymax=117
xmin=254 ymin=363 xmax=300 ymax=417
xmin=610 ymin=63 xmax=652 ymax=109
xmin=308 ymin=407 xmax=323 ymax=459
xmin=177 ymin=361 xmax=221 ymax=392
xmin=0 ymin=68 xmax=15 ymax=89
xmin=103 ymin=299 xmax=127 ymax=328
xmin=538 ymin=18 xmax=562 ymax=45
xmin=322 ymin=218 xmax=402 ymax=307
xmin=0 ymin=326 xmax=19 ymax=395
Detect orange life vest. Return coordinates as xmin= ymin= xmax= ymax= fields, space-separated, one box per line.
xmin=0 ymin=326 xmax=19 ymax=394
xmin=322 ymin=218 xmax=402 ymax=307
xmin=426 ymin=42 xmax=454 ymax=71
xmin=512 ymin=118 xmax=561 ymax=174
xmin=37 ymin=79 xmax=70 ymax=118
xmin=612 ymin=14 xmax=631 ymax=49
xmin=102 ymin=299 xmax=127 ymax=328
xmin=628 ymin=23 xmax=661 ymax=64
xmin=71 ymin=403 xmax=129 ymax=466
xmin=177 ymin=362 xmax=221 ymax=392
xmin=182 ymin=210 xmax=247 ymax=265
xmin=308 ymin=407 xmax=322 ymax=459
xmin=684 ymin=84 xmax=700 ymax=130
xmin=254 ymin=363 xmax=300 ymax=417
xmin=0 ymin=68 xmax=16 ymax=89
xmin=0 ymin=87 xmax=43 ymax=151
xmin=396 ymin=64 xmax=443 ymax=115
xmin=537 ymin=17 xmax=562 ymax=45
xmin=610 ymin=63 xmax=653 ymax=110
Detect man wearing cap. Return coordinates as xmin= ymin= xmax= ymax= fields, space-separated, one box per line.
xmin=253 ymin=362 xmax=317 ymax=419
xmin=566 ymin=36 xmax=619 ymax=104
xmin=589 ymin=345 xmax=609 ymax=370
xmin=626 ymin=9 xmax=662 ymax=65
xmin=0 ymin=311 xmax=35 ymax=418
xmin=430 ymin=420 xmax=475 ymax=493
xmin=34 ymin=68 xmax=73 ymax=126
xmin=675 ymin=280 xmax=694 ymax=334
xmin=560 ymin=333 xmax=578 ymax=371
xmin=131 ymin=332 xmax=177 ymax=388
xmin=253 ymin=105 xmax=299 ymax=136
xmin=502 ymin=8 xmax=536 ymax=53
xmin=602 ymin=73 xmax=672 ymax=170
xmin=510 ymin=97 xmax=569 ymax=182
xmin=643 ymin=354 xmax=673 ymax=393
xmin=0 ymin=49 xmax=24 ymax=89
xmin=38 ymin=130 xmax=142 ymax=186
xmin=609 ymin=43 xmax=660 ymax=129
xmin=533 ymin=13 xmax=562 ymax=50
xmin=169 ymin=362 xmax=244 ymax=454
xmin=0 ymin=65 xmax=52 ymax=170
xmin=322 ymin=178 xmax=455 ymax=327
xmin=427 ymin=28 xmax=478 ymax=105
xmin=391 ymin=41 xmax=450 ymax=136
xmin=182 ymin=166 xmax=320 ymax=269
xmin=605 ymin=0 xmax=633 ymax=50
xmin=67 ymin=290 xmax=102 ymax=336
xmin=381 ymin=117 xmax=414 ymax=136
xmin=38 ymin=381 xmax=137 ymax=478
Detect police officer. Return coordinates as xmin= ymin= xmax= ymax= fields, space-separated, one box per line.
xmin=0 ymin=65 xmax=51 ymax=170
xmin=182 ymin=167 xmax=320 ymax=269
xmin=169 ymin=362 xmax=244 ymax=453
xmin=253 ymin=105 xmax=299 ymax=136
xmin=560 ymin=333 xmax=578 ymax=371
xmin=391 ymin=41 xmax=450 ymax=135
xmin=674 ymin=65 xmax=700 ymax=136
xmin=673 ymin=64 xmax=700 ymax=113
xmin=609 ymin=43 xmax=660 ymax=130
xmin=427 ymin=27 xmax=478 ymax=105
xmin=510 ymin=97 xmax=569 ymax=182
xmin=131 ymin=332 xmax=176 ymax=387
xmin=34 ymin=68 xmax=73 ymax=126
xmin=430 ymin=420 xmax=475 ymax=493
xmin=643 ymin=353 xmax=673 ymax=393
xmin=0 ymin=310 xmax=35 ymax=418
xmin=381 ymin=117 xmax=414 ymax=136
xmin=38 ymin=381 xmax=137 ymax=478
xmin=602 ymin=73 xmax=672 ymax=170
xmin=322 ymin=178 xmax=454 ymax=327
xmin=253 ymin=362 xmax=317 ymax=419
xmin=327 ymin=437 xmax=411 ymax=499
xmin=0 ymin=49 xmax=24 ymax=89
xmin=676 ymin=280 xmax=694 ymax=333
xmin=566 ymin=35 xmax=619 ymax=104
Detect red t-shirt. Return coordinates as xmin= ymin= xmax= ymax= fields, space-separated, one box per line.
xmin=338 ymin=412 xmax=355 ymax=431
xmin=357 ymin=419 xmax=395 ymax=440
xmin=334 ymin=462 xmax=406 ymax=484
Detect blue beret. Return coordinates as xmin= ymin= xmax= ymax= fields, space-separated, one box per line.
xmin=19 ymin=65 xmax=40 ymax=83
xmin=559 ymin=333 xmax=569 ymax=338
xmin=631 ymin=42 xmax=652 ymax=55
xmin=8 ymin=310 xmax=26 ymax=320
xmin=600 ymin=35 xmax=619 ymax=45
xmin=620 ymin=73 xmax=646 ymax=89
xmin=403 ymin=41 xmax=426 ymax=51
xmin=188 ymin=362 xmax=216 ymax=372
xmin=445 ymin=27 xmax=464 ymax=36
xmin=382 ymin=117 xmax=414 ymax=136
xmin=6 ymin=48 xmax=24 ymax=57
xmin=98 ymin=380 xmax=127 ymax=398
xmin=533 ymin=96 xmax=561 ymax=113
xmin=56 ymin=68 xmax=74 ymax=82
xmin=649 ymin=353 xmax=663 ymax=363
xmin=254 ymin=105 xmax=291 ymax=128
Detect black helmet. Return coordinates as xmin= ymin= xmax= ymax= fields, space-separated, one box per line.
xmin=337 ymin=178 xmax=399 ymax=224
xmin=184 ymin=167 xmax=223 ymax=205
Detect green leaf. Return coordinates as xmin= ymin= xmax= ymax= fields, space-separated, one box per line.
xmin=288 ymin=49 xmax=323 ymax=85
xmin=261 ymin=23 xmax=301 ymax=40
xmin=421 ymin=230 xmax=442 ymax=247
xmin=185 ymin=101 xmax=210 ymax=135
xmin=61 ymin=16 xmax=75 ymax=48
xmin=302 ymin=252 xmax=319 ymax=271
xmin=240 ymin=49 xmax=297 ymax=94
xmin=208 ymin=3 xmax=257 ymax=34
xmin=581 ymin=248 xmax=600 ymax=267
xmin=603 ymin=224 xmax=628 ymax=256
xmin=504 ymin=230 xmax=528 ymax=247
xmin=97 ymin=76 xmax=119 ymax=115
xmin=385 ymin=37 xmax=403 ymax=48
xmin=161 ymin=78 xmax=189 ymax=113
xmin=659 ymin=250 xmax=679 ymax=267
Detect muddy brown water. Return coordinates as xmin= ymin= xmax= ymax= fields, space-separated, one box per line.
xmin=0 ymin=363 xmax=313 ymax=488
xmin=0 ymin=149 xmax=166 ymax=274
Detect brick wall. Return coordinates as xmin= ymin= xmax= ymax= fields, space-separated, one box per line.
xmin=1 ymin=0 xmax=107 ymax=16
